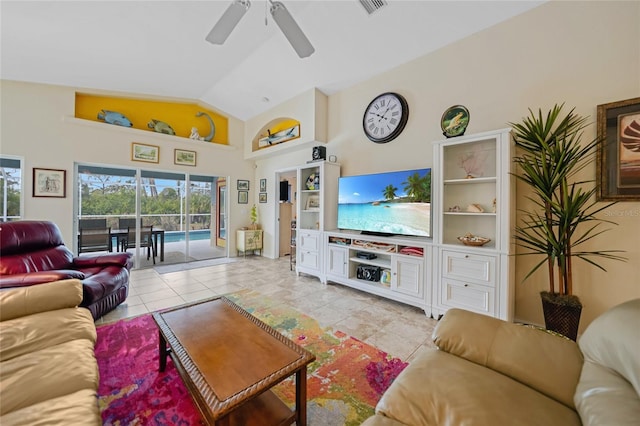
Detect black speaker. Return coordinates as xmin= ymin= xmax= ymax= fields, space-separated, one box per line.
xmin=279 ymin=181 xmax=289 ymax=202
xmin=312 ymin=146 xmax=326 ymax=161
xmin=356 ymin=264 xmax=382 ymax=282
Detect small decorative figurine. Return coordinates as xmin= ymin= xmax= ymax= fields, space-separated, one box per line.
xmin=466 ymin=203 xmax=484 ymax=213
xmin=306 ymin=173 xmax=316 ymax=189
xmin=195 ymin=111 xmax=215 ymax=142
xmin=147 ymin=119 xmax=175 ymax=135
xmin=97 ymin=110 xmax=132 ymax=127
xmin=189 ymin=127 xmax=203 ymax=140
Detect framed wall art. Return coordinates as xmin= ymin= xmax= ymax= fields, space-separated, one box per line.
xmin=259 ymin=192 xmax=267 ymax=203
xmin=238 ymin=190 xmax=248 ymax=204
xmin=33 ymin=168 xmax=66 ymax=198
xmin=260 ymin=178 xmax=267 ymax=192
xmin=174 ymin=149 xmax=196 ymax=166
xmin=305 ymin=194 xmax=320 ymax=209
xmin=237 ymin=179 xmax=250 ymax=190
xmin=257 ymin=124 xmax=300 ymax=148
xmin=597 ymin=97 xmax=640 ymax=201
xmin=131 ymin=142 xmax=159 ymax=163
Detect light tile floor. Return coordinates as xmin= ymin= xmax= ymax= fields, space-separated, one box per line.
xmin=97 ymin=256 xmax=438 ymax=361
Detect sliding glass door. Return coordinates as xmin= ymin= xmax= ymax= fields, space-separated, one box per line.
xmin=76 ymin=164 xmax=227 ymax=268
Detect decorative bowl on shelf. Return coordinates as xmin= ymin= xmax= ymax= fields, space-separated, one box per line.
xmin=457 ymin=233 xmax=491 ymax=247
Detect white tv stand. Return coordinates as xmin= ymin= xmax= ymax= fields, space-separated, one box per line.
xmin=324 ymin=230 xmax=433 ymax=315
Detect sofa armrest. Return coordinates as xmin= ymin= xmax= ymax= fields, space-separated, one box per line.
xmin=72 ymin=252 xmax=133 ymax=270
xmin=0 ymin=270 xmax=86 ymax=289
xmin=433 ymin=308 xmax=583 ymax=409
xmin=0 ymin=279 xmax=84 ymax=322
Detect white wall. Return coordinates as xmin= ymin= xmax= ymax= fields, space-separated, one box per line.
xmin=0 ymin=81 xmax=253 ymax=255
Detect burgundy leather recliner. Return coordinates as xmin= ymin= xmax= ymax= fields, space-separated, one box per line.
xmin=0 ymin=220 xmax=133 ymax=319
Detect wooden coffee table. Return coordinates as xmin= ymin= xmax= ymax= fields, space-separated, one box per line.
xmin=152 ymin=297 xmax=316 ymax=425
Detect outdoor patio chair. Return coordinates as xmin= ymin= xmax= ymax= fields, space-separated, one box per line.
xmin=121 ymin=225 xmax=156 ymax=264
xmin=79 ymin=218 xmax=107 ymax=230
xmin=118 ymin=218 xmax=138 ymax=230
xmin=78 ymin=226 xmax=112 ymax=254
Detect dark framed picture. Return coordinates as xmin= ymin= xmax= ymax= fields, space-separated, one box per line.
xmin=238 ymin=190 xmax=248 ymax=204
xmin=260 ymin=178 xmax=267 ymax=192
xmin=597 ymin=97 xmax=640 ymax=201
xmin=259 ymin=192 xmax=267 ymax=203
xmin=174 ymin=149 xmax=196 ymax=166
xmin=33 ymin=168 xmax=66 ymax=198
xmin=237 ymin=179 xmax=249 ymax=190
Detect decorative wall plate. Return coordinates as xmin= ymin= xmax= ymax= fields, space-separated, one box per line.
xmin=441 ymin=105 xmax=470 ymax=138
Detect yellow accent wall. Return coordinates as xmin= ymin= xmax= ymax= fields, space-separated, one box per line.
xmin=75 ymin=93 xmax=229 ymax=145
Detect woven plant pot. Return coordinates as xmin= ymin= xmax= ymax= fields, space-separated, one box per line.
xmin=540 ymin=291 xmax=582 ymax=341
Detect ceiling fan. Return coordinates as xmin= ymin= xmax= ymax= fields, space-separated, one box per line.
xmin=205 ymin=0 xmax=315 ymax=58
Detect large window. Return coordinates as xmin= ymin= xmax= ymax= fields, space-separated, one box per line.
xmin=0 ymin=157 xmax=22 ymax=222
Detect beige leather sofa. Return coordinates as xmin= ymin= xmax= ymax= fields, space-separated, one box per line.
xmin=0 ymin=279 xmax=101 ymax=425
xmin=363 ymin=299 xmax=640 ymax=426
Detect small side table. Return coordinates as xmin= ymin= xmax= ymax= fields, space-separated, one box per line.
xmin=237 ymin=229 xmax=263 ymax=257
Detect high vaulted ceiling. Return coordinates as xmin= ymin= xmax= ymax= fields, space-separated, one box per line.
xmin=1 ymin=1 xmax=544 ymax=121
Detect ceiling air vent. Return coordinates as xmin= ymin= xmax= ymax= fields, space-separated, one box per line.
xmin=359 ymin=0 xmax=388 ymax=15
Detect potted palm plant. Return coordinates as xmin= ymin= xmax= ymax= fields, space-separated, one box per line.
xmin=509 ymin=104 xmax=625 ymax=340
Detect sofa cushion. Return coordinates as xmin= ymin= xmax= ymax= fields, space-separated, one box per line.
xmin=0 ymin=389 xmax=101 ymax=426
xmin=433 ymin=308 xmax=583 ymax=408
xmin=73 ymin=252 xmax=133 ymax=269
xmin=0 ymin=279 xmax=83 ymax=322
xmin=575 ymin=360 xmax=640 ymax=425
xmin=578 ymin=298 xmax=640 ymax=395
xmin=0 ymin=307 xmax=95 ymax=362
xmin=0 ymin=246 xmax=74 ymax=276
xmin=0 ymin=270 xmax=86 ymax=289
xmin=374 ymin=348 xmax=581 ymax=426
xmin=574 ymin=298 xmax=640 ymax=425
xmin=0 ymin=220 xmax=66 ymax=256
xmin=0 ymin=339 xmax=98 ymax=415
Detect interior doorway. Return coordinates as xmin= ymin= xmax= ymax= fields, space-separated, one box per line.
xmin=275 ymin=169 xmax=297 ymax=259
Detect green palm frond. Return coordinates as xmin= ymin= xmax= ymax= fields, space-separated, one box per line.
xmin=509 ymin=104 xmax=626 ymax=295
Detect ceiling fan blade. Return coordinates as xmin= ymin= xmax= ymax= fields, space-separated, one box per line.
xmin=269 ymin=1 xmax=315 ymax=58
xmin=206 ymin=0 xmax=251 ymax=45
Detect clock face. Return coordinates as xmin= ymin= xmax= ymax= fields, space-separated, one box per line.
xmin=362 ymin=92 xmax=409 ymax=143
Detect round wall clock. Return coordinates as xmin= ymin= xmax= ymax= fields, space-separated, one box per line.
xmin=441 ymin=105 xmax=470 ymax=138
xmin=362 ymin=92 xmax=409 ymax=143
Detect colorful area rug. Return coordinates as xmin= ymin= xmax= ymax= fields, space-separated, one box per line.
xmin=96 ymin=289 xmax=407 ymax=425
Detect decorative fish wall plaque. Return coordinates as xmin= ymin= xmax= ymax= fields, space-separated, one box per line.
xmin=97 ymin=110 xmax=133 ymax=127
xmin=147 ymin=119 xmax=175 ymax=135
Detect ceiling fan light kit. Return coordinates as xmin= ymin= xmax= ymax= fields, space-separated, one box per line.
xmin=206 ymin=0 xmax=314 ymax=59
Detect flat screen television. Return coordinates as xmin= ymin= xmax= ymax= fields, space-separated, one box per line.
xmin=337 ymin=168 xmax=432 ymax=238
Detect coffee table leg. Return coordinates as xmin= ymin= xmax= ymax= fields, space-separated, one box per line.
xmin=159 ymin=331 xmax=167 ymax=372
xmin=296 ymin=369 xmax=307 ymax=426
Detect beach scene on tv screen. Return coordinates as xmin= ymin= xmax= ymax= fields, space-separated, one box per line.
xmin=338 ymin=168 xmax=431 ymax=237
